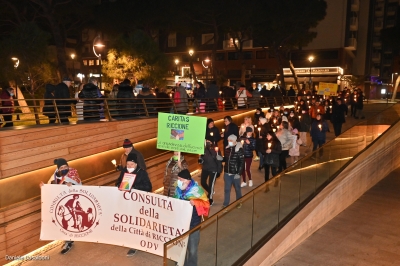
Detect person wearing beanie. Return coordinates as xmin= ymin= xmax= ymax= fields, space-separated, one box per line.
xmin=205 ymin=118 xmax=221 ymax=144
xmin=40 ymin=158 xmax=82 ymax=255
xmin=221 ymin=116 xmax=239 ymax=149
xmin=220 ymin=134 xmax=245 ymax=209
xmin=163 ymin=151 xmax=188 ymax=197
xmin=239 ymin=127 xmax=256 ymax=187
xmin=118 ymin=139 xmax=147 ymax=171
xmin=115 ymin=150 xmax=152 ymax=257
xmin=174 ymin=169 xmax=209 ymax=266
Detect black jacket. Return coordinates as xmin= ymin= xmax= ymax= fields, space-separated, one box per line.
xmin=255 ymin=123 xmax=271 ymax=152
xmin=239 ymin=136 xmax=256 ymax=158
xmin=55 ymin=82 xmax=74 ymax=114
xmin=43 ymin=84 xmax=56 ymax=113
xmin=331 ymin=103 xmax=347 ymax=124
xmin=205 ymin=126 xmax=221 ymax=144
xmin=201 ymin=145 xmax=220 ymax=173
xmin=78 ymin=83 xmax=103 ymax=121
xmin=117 ymin=84 xmax=135 ymax=118
xmin=223 ymin=144 xmax=245 ymax=175
xmin=115 ymin=167 xmax=152 ymax=192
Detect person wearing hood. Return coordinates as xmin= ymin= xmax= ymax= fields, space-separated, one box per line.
xmin=78 ymin=77 xmax=104 ymax=121
xmin=115 ymin=152 xmax=152 ymax=257
xmin=163 ymin=151 xmax=188 ymax=197
xmin=40 ymin=158 xmax=82 ymax=255
xmin=116 ymin=79 xmax=135 ymax=118
xmin=219 ymin=134 xmax=245 ymax=209
xmin=205 ymin=118 xmax=221 ymax=145
xmin=136 ymin=87 xmax=157 ymax=116
xmin=174 ymin=82 xmax=189 ymax=114
xmin=0 ymin=87 xmax=15 ymax=127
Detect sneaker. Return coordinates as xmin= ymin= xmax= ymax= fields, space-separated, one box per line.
xmin=241 ymin=182 xmax=247 ymax=187
xmin=236 ymin=202 xmax=243 ymax=209
xmin=127 ymin=249 xmax=137 ymax=256
xmin=61 ymin=242 xmax=73 ymax=255
xmin=253 ymin=156 xmax=260 ymax=161
xmin=249 ymin=180 xmax=253 ymax=187
xmin=209 ymin=199 xmax=214 ymax=206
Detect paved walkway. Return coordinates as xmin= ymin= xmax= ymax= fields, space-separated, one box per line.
xmin=275 ymin=167 xmax=400 ymax=266
xmin=20 ymin=103 xmax=393 ymax=266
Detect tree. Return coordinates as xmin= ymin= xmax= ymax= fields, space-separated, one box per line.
xmin=0 ymin=22 xmax=57 ymax=124
xmin=102 ymin=31 xmax=168 ymax=87
xmin=254 ymin=0 xmax=327 ymax=90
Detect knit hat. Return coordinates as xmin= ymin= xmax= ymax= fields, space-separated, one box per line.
xmin=122 ymin=139 xmax=133 ymax=148
xmin=178 ymin=169 xmax=192 ymax=180
xmin=246 ymin=127 xmax=253 ymax=133
xmin=54 ymin=158 xmax=68 ymax=169
xmin=228 ymin=134 xmax=237 ymax=142
xmin=259 ymin=117 xmax=267 ymax=124
xmin=126 ymin=153 xmax=137 ymax=163
xmin=207 ymin=118 xmax=214 ymax=126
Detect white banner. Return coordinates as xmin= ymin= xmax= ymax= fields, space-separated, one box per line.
xmin=40 ymin=185 xmax=193 ymax=264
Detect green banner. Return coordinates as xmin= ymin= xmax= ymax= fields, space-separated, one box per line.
xmin=157 ymin=113 xmax=207 ymax=154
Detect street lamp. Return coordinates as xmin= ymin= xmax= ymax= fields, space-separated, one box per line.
xmin=174 ymin=59 xmax=179 ymax=75
xmin=70 ymin=53 xmax=76 ymax=84
xmin=308 ymin=55 xmax=314 ymax=92
xmin=202 ymin=57 xmax=210 ymax=85
xmin=11 ymin=57 xmax=19 ymax=98
xmin=93 ymin=35 xmax=105 ymax=89
xmin=189 ymin=49 xmax=194 ymax=57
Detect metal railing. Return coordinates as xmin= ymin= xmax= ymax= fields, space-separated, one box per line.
xmin=0 ymin=96 xmax=298 ymax=127
xmin=163 ymin=104 xmax=400 ymax=266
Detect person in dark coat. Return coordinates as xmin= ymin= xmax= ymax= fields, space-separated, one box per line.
xmin=115 ymin=152 xmax=152 ymax=257
xmin=194 ymin=82 xmax=206 ymax=113
xmin=205 ymin=118 xmax=221 ymax=145
xmin=263 ymin=131 xmax=282 ymax=181
xmin=0 ymin=87 xmax=15 ymax=127
xmin=254 ymin=108 xmax=265 ymax=124
xmin=199 ymin=141 xmax=221 ymax=205
xmin=156 ymin=88 xmax=171 ymax=113
xmin=221 ymin=116 xmax=239 ymax=149
xmin=78 ymin=77 xmax=103 ymax=121
xmin=136 ymin=87 xmax=157 ymax=116
xmin=206 ymin=81 xmax=219 ymax=111
xmin=55 ymin=77 xmax=74 ymax=123
xmin=355 ymin=89 xmax=365 ymax=119
xmin=330 ymin=98 xmax=347 ymax=136
xmin=116 ymin=79 xmax=135 ymax=119
xmin=255 ymin=117 xmax=271 ymax=170
xmin=287 ymin=86 xmax=296 ymax=97
xmin=310 ymin=114 xmax=329 ymax=157
xmin=43 ymin=84 xmax=56 ymax=124
xmin=239 ymin=127 xmax=256 ymax=187
xmin=221 ymin=85 xmax=235 ymax=110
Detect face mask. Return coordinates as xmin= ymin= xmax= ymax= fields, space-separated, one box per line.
xmin=228 ymin=141 xmax=234 ymax=147
xmin=9 ymin=93 xmax=14 ymax=97
xmin=177 ymin=180 xmax=185 ymax=189
xmin=284 ymin=112 xmax=288 ymax=115
xmin=60 ymin=169 xmax=69 ymax=176
xmin=127 ymin=168 xmax=135 ymax=173
xmin=290 ymin=114 xmax=294 ymax=117
xmin=302 ymin=110 xmax=306 ymax=114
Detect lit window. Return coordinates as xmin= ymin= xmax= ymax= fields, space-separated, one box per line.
xmin=89 ymin=60 xmax=94 ymax=66
xmin=83 ymin=60 xmax=88 ymax=66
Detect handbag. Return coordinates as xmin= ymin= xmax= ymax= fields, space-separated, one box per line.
xmin=207 ymin=148 xmax=222 ymax=177
xmin=263 ymin=153 xmax=279 ymax=168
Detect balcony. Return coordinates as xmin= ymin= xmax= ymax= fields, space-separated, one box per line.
xmin=223 ymin=39 xmax=253 ymax=50
xmin=350 ymin=17 xmax=358 ymax=31
xmin=346 ymin=38 xmax=357 ymax=50
xmin=351 ymin=0 xmax=359 ymax=12
xmin=372 ymin=53 xmax=381 ymax=63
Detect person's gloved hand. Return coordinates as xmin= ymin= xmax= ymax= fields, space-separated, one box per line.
xmin=234 ymin=174 xmax=241 ymax=179
xmin=216 ymin=155 xmax=223 ymax=161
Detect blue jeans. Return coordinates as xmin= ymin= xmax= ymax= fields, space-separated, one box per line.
xmin=223 ymin=173 xmax=242 ymax=207
xmin=258 ymin=151 xmax=264 ymax=168
xmin=184 ymin=230 xmax=200 ymax=266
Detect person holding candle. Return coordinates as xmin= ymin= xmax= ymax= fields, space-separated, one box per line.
xmin=255 ymin=117 xmax=271 ymax=169
xmin=163 ymin=151 xmax=188 ymax=197
xmin=350 ymin=90 xmax=358 ymax=118
xmin=323 ymin=100 xmax=331 ymax=121
xmin=221 ymin=116 xmax=239 ymax=150
xmin=288 ymin=109 xmax=301 ymax=132
xmin=309 ymin=100 xmax=325 ymax=122
xmin=263 ymin=131 xmax=282 ymax=182
xmin=276 ymin=121 xmax=293 ymax=173
xmin=239 ymin=116 xmax=255 ymax=137
xmin=298 ymin=100 xmax=311 ymax=147
xmin=354 ymin=88 xmax=365 ymax=119
xmin=205 ymin=118 xmax=221 ymax=145
xmin=199 ymin=141 xmax=222 ymax=206
xmin=220 ymin=135 xmax=245 ymax=209
xmin=331 ymin=98 xmax=348 ymax=136
xmin=254 ymin=108 xmax=265 ymax=124
xmin=240 ymin=127 xmax=256 ymax=187
xmin=310 ymin=114 xmax=329 ymax=158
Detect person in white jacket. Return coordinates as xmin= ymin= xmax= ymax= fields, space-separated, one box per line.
xmin=276 ymin=121 xmax=293 ymax=173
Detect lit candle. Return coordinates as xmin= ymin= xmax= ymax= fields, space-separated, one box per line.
xmin=111 ymin=159 xmax=116 ymax=166
xmin=295 ymin=101 xmax=298 ymax=104
xmin=329 ymin=105 xmax=332 ymax=109
xmin=258 ymin=127 xmax=261 ymax=132
xmin=299 ymin=115 xmax=301 ymax=119
xmin=308 ymin=105 xmax=311 ymax=109
xmin=169 ymin=93 xmax=172 ymax=97
xmin=307 ymin=100 xmax=309 ymax=104
xmin=277 ymin=125 xmax=280 ymax=130
xmin=241 ymin=140 xmax=244 ymax=145
xmin=318 ymin=124 xmax=322 ymax=130
xmin=219 ymin=91 xmax=222 ymax=95
xmin=222 ymin=128 xmax=225 ymax=133
xmin=215 ymin=147 xmax=219 ymax=152
xmin=134 ymin=92 xmax=138 ymax=97
xmin=317 ymin=109 xmax=320 ymax=113
xmin=222 ymin=100 xmax=226 ymax=104
xmin=273 ymin=128 xmax=276 ymax=132
xmin=255 ymin=124 xmax=257 ymax=128
xmin=261 ymin=95 xmax=263 ymax=98
xmin=210 ymin=132 xmax=214 ymax=137
xmin=268 ymin=143 xmax=271 ymax=148
xmin=273 ymin=119 xmax=277 ymax=124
